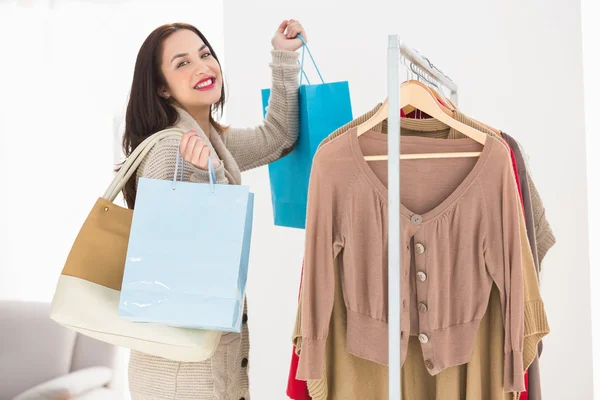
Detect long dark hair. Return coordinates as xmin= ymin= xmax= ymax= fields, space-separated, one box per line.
xmin=120 ymin=22 xmax=226 ymax=209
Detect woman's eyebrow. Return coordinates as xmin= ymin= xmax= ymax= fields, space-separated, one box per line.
xmin=170 ymin=45 xmax=208 ymax=63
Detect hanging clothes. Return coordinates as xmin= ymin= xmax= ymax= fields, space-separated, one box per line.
xmin=447 ymin=114 xmax=556 ymax=400
xmin=445 ymin=116 xmax=529 ymax=400
xmin=292 ymin=105 xmax=550 ymax=399
xmin=286 ymin=106 xmax=392 ymax=400
xmin=296 ymin=123 xmax=549 ymax=393
xmin=503 ymin=132 xmax=556 ymax=400
xmin=428 ymin=111 xmax=555 ymax=400
xmin=296 ymin=255 xmax=517 ymax=400
xmin=288 ymin=105 xmax=553 ymax=400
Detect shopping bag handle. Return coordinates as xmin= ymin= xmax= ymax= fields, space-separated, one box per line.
xmin=297 ymin=34 xmax=325 ymax=86
xmin=172 ymin=152 xmax=217 ymax=193
xmin=104 ymin=128 xmax=187 ymax=202
xmin=208 ymin=157 xmax=217 ymax=186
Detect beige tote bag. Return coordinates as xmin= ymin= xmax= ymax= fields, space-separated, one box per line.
xmin=50 ymin=128 xmax=222 ymax=362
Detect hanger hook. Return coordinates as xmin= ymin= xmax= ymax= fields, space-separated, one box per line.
xmin=411 ymin=48 xmax=456 ymax=92
xmin=409 ymin=62 xmax=417 ymax=82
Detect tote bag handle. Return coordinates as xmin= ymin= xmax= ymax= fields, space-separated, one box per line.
xmin=103 ymin=128 xmax=186 ymax=202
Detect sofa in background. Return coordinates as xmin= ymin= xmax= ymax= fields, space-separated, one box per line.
xmin=0 ymin=300 xmax=124 ymax=400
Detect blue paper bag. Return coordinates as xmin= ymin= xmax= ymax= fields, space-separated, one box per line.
xmin=262 ymin=35 xmax=352 ymax=229
xmin=118 ymin=158 xmax=254 ymax=333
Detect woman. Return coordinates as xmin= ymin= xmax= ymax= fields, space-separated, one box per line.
xmin=121 ymin=19 xmax=306 ymax=399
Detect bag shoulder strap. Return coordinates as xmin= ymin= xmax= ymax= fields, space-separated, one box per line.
xmin=103 ymin=128 xmax=186 ymax=202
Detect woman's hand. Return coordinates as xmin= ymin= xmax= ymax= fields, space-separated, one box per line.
xmin=179 ymin=130 xmax=221 ymax=171
xmin=271 ymin=19 xmax=306 ymax=52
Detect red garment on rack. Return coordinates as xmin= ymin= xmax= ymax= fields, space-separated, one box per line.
xmin=287 ymin=347 xmax=311 ymax=400
xmin=287 ymin=261 xmax=312 ymax=400
xmin=520 ymin=370 xmax=530 ymax=400
xmin=509 ymin=146 xmax=525 ymax=212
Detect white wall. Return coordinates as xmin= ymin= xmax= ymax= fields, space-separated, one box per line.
xmin=0 ymin=0 xmax=115 ymax=302
xmin=222 ymin=0 xmax=592 ymax=399
xmin=0 ymin=1 xmax=224 ymax=398
xmin=0 ymin=0 xmax=224 ymax=301
xmin=581 ymin=0 xmax=600 ymax=397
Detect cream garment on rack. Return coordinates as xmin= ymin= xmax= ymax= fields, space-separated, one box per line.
xmin=292 ymin=105 xmax=547 ymax=400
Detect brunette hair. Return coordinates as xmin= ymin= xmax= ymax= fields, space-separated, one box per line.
xmin=119 ymin=22 xmax=226 ymax=208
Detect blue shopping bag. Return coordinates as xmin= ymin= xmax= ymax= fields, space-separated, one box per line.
xmin=118 ymin=157 xmax=254 ymax=333
xmin=262 ymin=35 xmax=353 ymax=229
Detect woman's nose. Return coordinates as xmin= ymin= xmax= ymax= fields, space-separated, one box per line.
xmin=195 ymin=62 xmax=211 ymax=75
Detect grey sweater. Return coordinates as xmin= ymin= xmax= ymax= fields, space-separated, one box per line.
xmin=128 ymin=49 xmax=300 ymax=400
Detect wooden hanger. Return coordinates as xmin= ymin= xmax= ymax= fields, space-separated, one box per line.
xmin=448 ymin=101 xmax=501 ymax=136
xmin=445 ymin=97 xmax=458 ymax=110
xmin=356 ymin=81 xmax=487 ymax=161
xmin=470 ymin=118 xmax=501 ymax=136
xmin=425 ymin=83 xmax=453 ymax=109
xmin=401 ymin=80 xmax=452 ymax=116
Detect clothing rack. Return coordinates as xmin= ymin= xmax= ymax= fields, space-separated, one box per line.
xmin=387 ymin=35 xmax=458 ymax=400
xmin=398 ymin=40 xmax=458 ymax=103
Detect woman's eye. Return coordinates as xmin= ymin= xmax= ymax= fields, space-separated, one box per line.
xmin=177 ymin=61 xmax=189 ymax=68
xmin=201 ymin=52 xmax=212 ymax=59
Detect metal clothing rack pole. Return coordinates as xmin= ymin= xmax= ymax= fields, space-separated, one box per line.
xmin=387 ymin=35 xmax=402 ymax=400
xmin=387 ymin=35 xmax=458 ymax=400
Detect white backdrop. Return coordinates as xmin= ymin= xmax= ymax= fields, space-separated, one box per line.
xmin=0 ymin=0 xmax=223 ymax=302
xmin=0 ymin=0 xmax=594 ymax=399
xmin=581 ymin=0 xmax=599 ymax=397
xmin=221 ymin=0 xmax=593 ymax=399
xmin=0 ymin=1 xmax=224 ymax=398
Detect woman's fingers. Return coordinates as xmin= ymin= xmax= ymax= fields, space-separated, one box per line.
xmin=179 ymin=130 xmax=196 ymax=157
xmin=191 ymin=138 xmax=208 ymax=166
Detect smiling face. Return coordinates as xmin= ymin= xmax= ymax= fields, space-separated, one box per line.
xmin=159 ymin=29 xmax=223 ymax=112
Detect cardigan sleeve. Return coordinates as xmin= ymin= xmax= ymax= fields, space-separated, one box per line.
xmin=296 ymin=150 xmax=345 ymax=380
xmin=482 ymin=153 xmax=526 ymax=393
xmin=222 ymin=50 xmax=300 ymax=172
xmin=136 ymin=137 xmax=228 ymax=185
